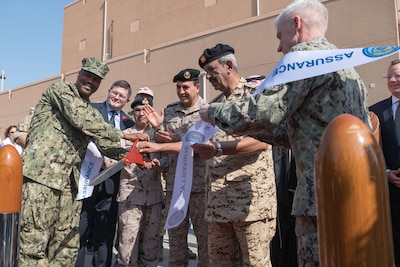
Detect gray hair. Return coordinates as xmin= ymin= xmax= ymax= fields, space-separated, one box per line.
xmin=274 ymin=0 xmax=328 ymax=33
xmin=218 ymin=53 xmax=238 ymax=71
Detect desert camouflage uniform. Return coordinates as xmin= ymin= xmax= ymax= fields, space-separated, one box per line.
xmin=163 ymin=96 xmax=209 ymax=267
xmin=206 ymin=37 xmax=370 ymax=267
xmin=116 ymin=126 xmax=164 ymax=267
xmin=206 ymin=78 xmax=276 ymax=267
xmin=19 ymin=81 xmax=126 ymax=266
xmin=17 ymin=107 xmax=34 ymax=132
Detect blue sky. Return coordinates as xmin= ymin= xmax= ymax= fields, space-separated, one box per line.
xmin=0 ymin=0 xmax=72 ymax=91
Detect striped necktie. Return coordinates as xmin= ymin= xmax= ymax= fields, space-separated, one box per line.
xmin=109 ymin=111 xmax=117 ymax=127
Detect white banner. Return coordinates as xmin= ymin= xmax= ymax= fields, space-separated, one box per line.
xmin=164 ymin=45 xmax=400 ymax=227
xmin=253 ymin=46 xmax=400 ymax=95
xmin=76 ymin=142 xmax=104 ymax=200
xmin=165 ymin=120 xmax=219 ymax=229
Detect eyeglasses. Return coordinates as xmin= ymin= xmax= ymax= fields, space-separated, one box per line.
xmin=383 ymin=75 xmax=400 ymax=81
xmin=109 ymin=90 xmax=128 ymax=100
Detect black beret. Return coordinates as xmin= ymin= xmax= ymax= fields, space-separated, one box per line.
xmin=198 ymin=43 xmax=235 ymax=69
xmin=173 ymin=68 xmax=200 ymax=82
xmin=130 ymin=97 xmax=153 ymax=109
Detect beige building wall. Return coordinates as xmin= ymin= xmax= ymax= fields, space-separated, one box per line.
xmin=0 ymin=0 xmax=398 ymax=133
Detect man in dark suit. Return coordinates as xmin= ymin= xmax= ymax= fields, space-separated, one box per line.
xmin=369 ymin=59 xmax=400 ymax=266
xmin=270 ymin=147 xmax=298 ymax=267
xmin=76 ymin=80 xmax=135 ymax=267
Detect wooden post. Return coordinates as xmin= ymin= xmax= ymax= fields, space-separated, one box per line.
xmin=315 ymin=114 xmax=394 ymax=266
xmin=0 ymin=145 xmax=23 ymax=267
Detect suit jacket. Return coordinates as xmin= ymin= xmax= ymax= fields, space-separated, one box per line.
xmin=91 ymin=101 xmax=135 ymax=194
xmin=91 ymin=101 xmax=135 ymax=131
xmin=369 ymin=97 xmax=400 ymax=202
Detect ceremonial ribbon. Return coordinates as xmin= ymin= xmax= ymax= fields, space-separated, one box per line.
xmin=166 ymin=45 xmax=400 ymax=228
xmin=253 ymin=46 xmax=400 ymax=95
xmin=165 ymin=120 xmax=218 ymax=229
xmin=76 ymin=141 xmax=104 ymax=200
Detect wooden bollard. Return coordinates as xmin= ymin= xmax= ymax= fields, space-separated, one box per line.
xmin=0 ymin=145 xmax=23 ymax=267
xmin=315 ymin=114 xmax=394 ymax=267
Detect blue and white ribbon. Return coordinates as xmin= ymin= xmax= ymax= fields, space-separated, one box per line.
xmin=76 ymin=142 xmax=104 ymax=200
xmin=253 ymin=46 xmax=400 ymax=95
xmin=165 ymin=120 xmax=219 ymax=229
xmin=166 ymin=45 xmax=400 ymax=228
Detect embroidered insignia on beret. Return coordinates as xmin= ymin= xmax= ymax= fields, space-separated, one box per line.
xmin=173 ymin=68 xmax=200 ymax=82
xmin=183 ymin=71 xmax=191 ymax=79
xmin=142 ymin=98 xmax=149 ymax=105
xmin=199 ymin=55 xmax=207 ymax=65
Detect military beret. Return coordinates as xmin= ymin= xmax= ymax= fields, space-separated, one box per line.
xmin=130 ymin=97 xmax=153 ymax=109
xmin=81 ymin=57 xmax=109 ymax=79
xmin=173 ymin=68 xmax=200 ymax=82
xmin=198 ymin=43 xmax=235 ymax=69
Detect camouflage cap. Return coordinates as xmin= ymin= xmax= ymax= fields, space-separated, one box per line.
xmin=136 ymin=87 xmax=154 ymax=98
xmin=81 ymin=57 xmax=109 ymax=79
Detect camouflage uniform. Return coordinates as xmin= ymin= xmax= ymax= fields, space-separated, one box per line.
xmin=206 ymin=38 xmax=370 ymax=266
xmin=163 ymin=96 xmax=209 ymax=267
xmin=206 ymin=78 xmax=276 ymax=267
xmin=19 ymin=81 xmax=126 ymax=266
xmin=116 ymin=126 xmax=164 ymax=267
xmin=17 ymin=108 xmax=34 ymax=132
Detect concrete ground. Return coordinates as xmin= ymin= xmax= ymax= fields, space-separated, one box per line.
xmin=158 ymin=225 xmax=198 ymax=267
xmin=111 ymin=224 xmax=199 ymax=267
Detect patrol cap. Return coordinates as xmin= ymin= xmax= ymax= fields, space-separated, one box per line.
xmin=130 ymin=97 xmax=153 ymax=109
xmin=173 ymin=68 xmax=200 ymax=82
xmin=136 ymin=87 xmax=154 ymax=98
xmin=81 ymin=57 xmax=109 ymax=79
xmin=198 ymin=43 xmax=235 ymax=69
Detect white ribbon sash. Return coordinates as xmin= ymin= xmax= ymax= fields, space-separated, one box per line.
xmin=253 ymin=46 xmax=400 ymax=95
xmin=165 ymin=120 xmax=219 ymax=229
xmin=76 ymin=141 xmax=104 ymax=200
xmin=165 ymin=45 xmax=400 ymax=227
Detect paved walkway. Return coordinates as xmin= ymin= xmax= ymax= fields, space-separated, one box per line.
xmin=158 ymin=225 xmax=198 ymax=267
xmin=111 ymin=224 xmax=199 ymax=266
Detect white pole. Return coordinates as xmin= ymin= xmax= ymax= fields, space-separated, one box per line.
xmin=102 ymin=0 xmax=108 ymax=61
xmin=200 ymin=71 xmax=207 ymax=101
xmin=1 ymin=70 xmax=5 ymax=92
xmin=256 ymin=0 xmax=260 ymax=16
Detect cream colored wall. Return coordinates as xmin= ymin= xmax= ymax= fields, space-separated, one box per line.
xmin=0 ymin=0 xmax=398 ymax=133
xmin=61 ymin=0 xmax=291 ymax=73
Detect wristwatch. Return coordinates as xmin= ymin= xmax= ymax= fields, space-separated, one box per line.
xmin=214 ymin=141 xmax=223 ymax=157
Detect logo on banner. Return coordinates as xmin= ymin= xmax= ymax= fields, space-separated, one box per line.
xmin=362 ymin=46 xmax=400 ymax=58
xmin=185 ymin=131 xmax=205 ymax=143
xmin=168 ymin=210 xmax=185 ymax=225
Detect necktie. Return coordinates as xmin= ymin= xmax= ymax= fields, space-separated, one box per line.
xmin=395 ymin=102 xmax=400 ymax=144
xmin=109 ymin=111 xmax=117 ymax=127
